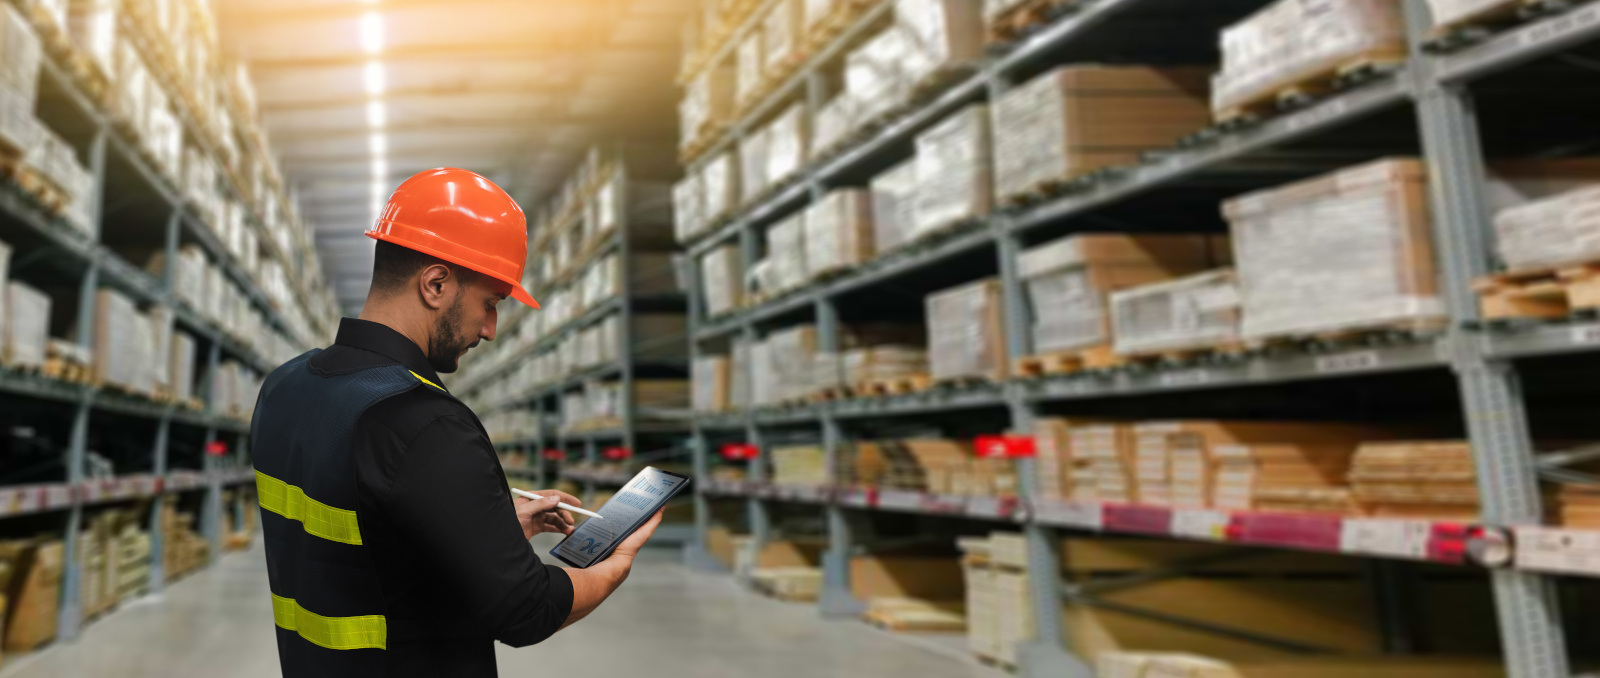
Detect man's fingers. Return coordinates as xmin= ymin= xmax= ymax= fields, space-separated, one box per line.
xmin=538 ymin=489 xmax=582 ymax=508
xmin=560 ymin=509 xmax=574 ymax=525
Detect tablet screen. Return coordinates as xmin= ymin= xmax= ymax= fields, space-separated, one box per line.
xmin=550 ymin=467 xmax=689 ymax=568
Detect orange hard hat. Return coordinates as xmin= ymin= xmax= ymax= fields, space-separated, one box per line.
xmin=366 ymin=167 xmax=540 ymax=308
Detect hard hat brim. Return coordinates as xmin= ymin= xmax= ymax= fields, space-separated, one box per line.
xmin=509 ymin=284 xmax=541 ymax=309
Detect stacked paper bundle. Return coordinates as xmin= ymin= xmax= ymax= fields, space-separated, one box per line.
xmin=871 ymin=160 xmax=919 ymax=254
xmin=4 ymin=281 xmax=49 ymax=370
xmin=1493 ymin=184 xmax=1600 ymax=272
xmin=1227 ymin=159 xmax=1443 ymax=341
xmin=1074 ymin=424 xmax=1135 ymax=503
xmin=765 ymin=213 xmax=808 ymax=295
xmin=913 ymin=105 xmax=992 ymax=239
xmin=804 ymin=189 xmax=875 ymax=278
xmin=766 ymin=104 xmax=809 ymax=185
xmin=771 ymin=445 xmax=828 ymax=486
xmin=896 ymin=0 xmax=983 ymax=90
xmin=1349 ymin=441 xmax=1481 ymax=520
xmin=1111 ymin=269 xmax=1243 ymax=358
xmin=1211 ymin=0 xmax=1406 ymax=117
xmin=926 ymin=277 xmax=1007 ymax=382
xmin=993 ymin=66 xmax=1210 ymax=202
xmin=1021 ymin=234 xmax=1227 ymax=355
xmin=700 ymin=244 xmax=744 ymax=317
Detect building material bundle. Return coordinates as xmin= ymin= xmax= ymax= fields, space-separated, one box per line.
xmin=993 ymin=66 xmax=1211 ymax=202
xmin=763 ymin=0 xmax=804 ymax=76
xmin=740 ymin=127 xmax=769 ymax=203
xmin=1211 ymin=442 xmax=1358 ymax=513
xmin=913 ymin=105 xmax=992 ymax=239
xmin=896 ymin=0 xmax=983 ymax=90
xmin=1035 ymin=418 xmax=1090 ymax=500
xmin=1493 ymin=183 xmax=1600 ymax=272
xmin=1349 ymin=441 xmax=1480 ymax=520
xmin=703 ymin=151 xmax=740 ymax=225
xmin=845 ymin=438 xmax=975 ymax=491
xmin=925 ymin=456 xmax=1019 ymax=497
xmin=752 ymin=325 xmax=819 ymax=405
xmin=701 ymin=244 xmax=745 ymax=317
xmin=1211 ymin=0 xmax=1407 ymax=118
xmin=771 ymin=445 xmax=829 ymax=486
xmin=1021 ymin=234 xmax=1228 ymax=356
xmin=1424 ymin=0 xmax=1530 ymax=31
xmin=1111 ymin=269 xmax=1243 ymax=358
xmin=1074 ymin=424 xmax=1135 ymax=503
xmin=764 ymin=212 xmax=809 ymax=295
xmin=673 ymin=173 xmax=706 ymax=242
xmin=926 ymin=277 xmax=1007 ymax=382
xmin=1227 ymin=159 xmax=1442 ymax=341
xmin=93 ymin=290 xmax=167 ymax=395
xmin=871 ymin=160 xmax=920 ymax=254
xmin=804 ymin=189 xmax=876 ymax=278
xmin=736 ymin=26 xmax=766 ymax=106
xmin=810 ymin=324 xmax=926 ymax=394
xmin=693 ymin=355 xmax=732 ymax=412
xmin=161 ymin=499 xmax=209 ymax=580
xmin=766 ymin=104 xmax=809 ymax=186
xmin=1553 ymin=483 xmax=1600 ymax=529
xmin=1140 ymin=421 xmax=1381 ymax=512
xmin=845 ymin=25 xmax=915 ymax=123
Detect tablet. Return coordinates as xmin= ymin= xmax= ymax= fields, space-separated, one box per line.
xmin=550 ymin=467 xmax=691 ymax=568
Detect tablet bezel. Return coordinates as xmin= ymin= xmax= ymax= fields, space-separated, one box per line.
xmin=548 ymin=467 xmax=692 ymax=568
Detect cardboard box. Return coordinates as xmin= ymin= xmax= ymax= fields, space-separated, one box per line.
xmin=896 ymin=0 xmax=983 ymax=90
xmin=914 ymin=105 xmax=992 ymax=239
xmin=804 ymin=189 xmax=876 ymax=278
xmin=1212 ymin=0 xmax=1405 ymax=116
xmin=1 ymin=540 xmax=63 ymax=652
xmin=871 ymin=159 xmax=919 ymax=254
xmin=1111 ymin=269 xmax=1243 ymax=357
xmin=693 ymin=355 xmax=731 ymax=412
xmin=4 ymin=281 xmax=49 ymax=370
xmin=701 ymin=244 xmax=744 ymax=317
xmin=926 ymin=277 xmax=1007 ymax=381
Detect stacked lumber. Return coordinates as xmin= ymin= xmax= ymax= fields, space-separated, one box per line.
xmin=1075 ymin=424 xmax=1135 ymax=503
xmin=1349 ymin=441 xmax=1480 ymax=521
xmin=1211 ymin=442 xmax=1357 ymax=514
xmin=1552 ymin=483 xmax=1600 ymax=530
xmin=771 ymin=445 xmax=828 ymax=486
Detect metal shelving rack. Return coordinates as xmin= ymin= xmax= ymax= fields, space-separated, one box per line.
xmin=457 ymin=144 xmax=693 ymax=510
xmin=677 ymin=1 xmax=1600 ymax=676
xmin=0 ymin=25 xmax=329 ymax=650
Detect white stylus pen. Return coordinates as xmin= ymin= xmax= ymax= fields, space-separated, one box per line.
xmin=511 ymin=488 xmax=603 ymax=520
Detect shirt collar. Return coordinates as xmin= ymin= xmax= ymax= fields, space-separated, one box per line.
xmin=334 ymin=318 xmax=448 ymax=391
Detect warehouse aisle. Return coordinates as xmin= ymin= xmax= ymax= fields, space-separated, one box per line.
xmin=0 ymin=538 xmax=998 ymax=678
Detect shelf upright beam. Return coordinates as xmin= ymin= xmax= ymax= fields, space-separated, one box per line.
xmin=1404 ymin=1 xmax=1569 ymax=676
xmin=58 ymin=241 xmax=104 ymax=642
xmin=583 ymin=437 xmax=598 ymax=507
xmin=201 ymin=340 xmax=225 ymax=558
xmin=737 ymin=224 xmax=769 ymax=585
xmin=815 ymin=294 xmax=863 ymax=617
xmin=617 ymin=153 xmax=640 ymax=460
xmin=149 ymin=413 xmax=172 ymax=592
xmin=683 ymin=248 xmax=723 ymax=571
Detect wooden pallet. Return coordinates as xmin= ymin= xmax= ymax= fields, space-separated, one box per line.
xmin=1427 ymin=0 xmax=1582 ymax=48
xmin=1015 ymin=345 xmax=1126 ymax=377
xmin=1247 ymin=318 xmax=1449 ymax=352
xmin=862 ymin=598 xmax=967 ymax=632
xmin=852 ymin=373 xmax=934 ymax=398
xmin=1215 ymin=50 xmax=1406 ymax=127
xmin=987 ymin=0 xmax=1085 ymax=44
xmin=1118 ymin=342 xmax=1251 ymax=367
xmin=1475 ymin=264 xmax=1600 ymax=320
xmin=0 ymin=151 xmax=71 ymax=216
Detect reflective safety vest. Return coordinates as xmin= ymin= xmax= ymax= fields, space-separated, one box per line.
xmin=252 ymin=350 xmax=447 ymax=675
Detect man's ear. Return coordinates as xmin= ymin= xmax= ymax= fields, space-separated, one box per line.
xmin=418 ymin=264 xmax=453 ymax=310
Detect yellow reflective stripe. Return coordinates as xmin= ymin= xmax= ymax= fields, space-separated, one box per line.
xmin=255 ymin=470 xmax=363 ymax=546
xmin=409 ymin=371 xmax=446 ymax=392
xmin=272 ymin=594 xmax=387 ymax=651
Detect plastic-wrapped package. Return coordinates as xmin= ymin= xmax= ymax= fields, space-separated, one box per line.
xmin=804 ymin=189 xmax=875 ymax=277
xmin=768 ymin=325 xmax=819 ymax=403
xmin=704 ymin=150 xmax=740 ymax=223
xmin=0 ymin=4 xmax=41 ymax=99
xmin=731 ymin=337 xmax=752 ymax=408
xmin=170 ymin=330 xmax=196 ymax=402
xmin=913 ymin=105 xmax=991 ymax=239
xmin=1020 ymin=234 xmax=1225 ymax=354
xmin=926 ymin=278 xmax=1007 ymax=381
xmin=765 ymin=104 xmax=809 ymax=186
xmin=94 ymin=289 xmax=152 ymax=393
xmin=741 ymin=128 xmax=770 ymax=203
xmin=704 ymin=243 xmax=745 ymax=318
xmin=1227 ymin=159 xmax=1442 ymax=340
xmin=765 ymin=212 xmax=808 ymax=293
xmin=871 ymin=160 xmax=918 ymax=254
xmin=1494 ymin=184 xmax=1600 ymax=271
xmin=992 ymin=67 xmax=1211 ymax=202
xmin=681 ymin=61 xmax=735 ymax=145
xmin=737 ymin=27 xmax=766 ymax=106
xmin=846 ymin=27 xmax=914 ymax=122
xmin=1212 ymin=0 xmax=1406 ymax=116
xmin=1111 ymin=269 xmax=1242 ymax=357
xmin=895 ymin=0 xmax=983 ymax=89
xmin=813 ymin=94 xmax=860 ymax=156
xmin=693 ymin=355 xmax=731 ymax=412
xmin=0 ymin=239 xmax=7 ymax=334
xmin=67 ymin=0 xmax=117 ymax=79
xmin=763 ymin=0 xmax=803 ymax=75
xmin=4 ymin=281 xmax=48 ymax=369
xmin=0 ymin=87 xmax=43 ymax=165
xmin=674 ymin=171 xmax=705 ymax=243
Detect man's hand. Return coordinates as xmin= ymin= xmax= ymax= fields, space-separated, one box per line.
xmin=608 ymin=509 xmax=664 ymax=565
xmin=513 ymin=490 xmax=581 ymax=539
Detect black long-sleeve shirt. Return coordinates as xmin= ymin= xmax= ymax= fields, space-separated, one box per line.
xmin=317 ymin=318 xmax=573 ymax=676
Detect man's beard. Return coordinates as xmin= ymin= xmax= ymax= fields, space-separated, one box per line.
xmin=429 ymin=301 xmax=473 ymax=374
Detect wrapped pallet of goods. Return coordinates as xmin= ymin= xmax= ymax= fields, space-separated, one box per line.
xmin=703 ymin=150 xmax=740 ymax=225
xmin=1227 ymin=159 xmax=1443 ymax=342
xmin=926 ymin=277 xmax=1007 ymax=382
xmin=701 ymin=244 xmax=744 ymax=317
xmin=803 ymin=189 xmax=875 ymax=279
xmin=765 ymin=104 xmax=809 ymax=187
xmin=169 ymin=329 xmax=196 ymax=402
xmin=763 ymin=0 xmax=803 ymax=79
xmin=1211 ymin=0 xmax=1406 ymax=121
xmin=673 ymin=173 xmax=705 ymax=243
xmin=4 ymin=281 xmax=49 ymax=370
xmin=740 ymin=128 xmax=769 ymax=203
xmin=681 ymin=62 xmax=735 ymax=152
xmin=32 ymin=130 xmax=95 ymax=234
xmin=1349 ymin=441 xmax=1480 ymax=520
xmin=1020 ymin=234 xmax=1228 ymax=368
xmin=0 ymin=5 xmax=43 ymax=176
xmin=693 ymin=354 xmax=731 ymax=412
xmin=813 ymin=324 xmax=926 ymax=395
xmin=813 ymin=94 xmax=859 ymax=156
xmin=846 ymin=26 xmax=914 ymax=123
xmin=764 ymin=212 xmax=808 ymax=295
xmin=994 ymin=66 xmax=1211 ymax=203
xmin=896 ymin=0 xmax=983 ymax=91
xmin=736 ymin=27 xmax=765 ymax=108
xmin=913 ymin=105 xmax=991 ymax=240
xmin=1111 ymin=269 xmax=1243 ymax=359
xmin=871 ymin=159 xmax=919 ymax=254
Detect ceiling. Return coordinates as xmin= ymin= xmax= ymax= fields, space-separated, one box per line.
xmin=216 ymin=0 xmax=690 ymax=315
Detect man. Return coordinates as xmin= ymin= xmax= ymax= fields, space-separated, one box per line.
xmin=251 ymin=167 xmax=659 ymax=677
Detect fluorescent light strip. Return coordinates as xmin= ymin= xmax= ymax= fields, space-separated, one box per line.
xmin=364 ymin=61 xmax=386 ymax=96
xmin=366 ymin=100 xmax=386 ymax=128
xmin=360 ymin=11 xmax=384 ymax=55
xmin=369 ymin=132 xmax=387 ymax=156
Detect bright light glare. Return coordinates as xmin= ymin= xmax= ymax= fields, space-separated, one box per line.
xmin=360 ymin=12 xmax=384 ymax=54
xmin=366 ymin=100 xmax=386 ymax=128
xmin=363 ymin=61 xmax=386 ymax=95
xmin=369 ymin=133 xmax=387 ymax=156
xmin=371 ymin=157 xmax=388 ymax=180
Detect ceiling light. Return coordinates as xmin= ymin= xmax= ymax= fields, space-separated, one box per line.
xmin=372 ymin=157 xmax=388 ymax=180
xmin=369 ymin=132 xmax=387 ymax=156
xmin=360 ymin=11 xmax=384 ymax=55
xmin=366 ymin=100 xmax=386 ymax=129
xmin=364 ymin=61 xmax=386 ymax=96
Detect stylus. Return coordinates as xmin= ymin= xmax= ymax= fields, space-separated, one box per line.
xmin=511 ymin=488 xmax=603 ymax=520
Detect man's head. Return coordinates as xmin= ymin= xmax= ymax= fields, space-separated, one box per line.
xmin=359 ymin=168 xmax=538 ymax=373
xmin=365 ymin=240 xmax=513 ymax=373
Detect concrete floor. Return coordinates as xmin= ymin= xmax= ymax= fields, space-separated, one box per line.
xmin=0 ymin=535 xmax=1001 ymax=678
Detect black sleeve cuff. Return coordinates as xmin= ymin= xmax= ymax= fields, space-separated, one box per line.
xmin=496 ymin=564 xmax=575 ymax=648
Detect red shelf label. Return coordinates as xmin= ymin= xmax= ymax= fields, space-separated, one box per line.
xmin=1229 ymin=512 xmax=1345 ymax=552
xmin=975 ymin=435 xmax=1036 ymax=459
xmin=541 ymin=449 xmax=566 ymax=461
xmin=721 ymin=443 xmax=760 ymax=461
xmin=602 ymin=447 xmax=631 ymax=461
xmin=204 ymin=441 xmax=229 ymax=457
xmin=1104 ymin=504 xmax=1175 ymax=536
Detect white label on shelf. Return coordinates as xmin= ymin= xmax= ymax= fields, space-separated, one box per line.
xmin=0 ymin=489 xmax=13 ymax=516
xmin=1571 ymin=325 xmax=1600 ymax=346
xmin=1523 ymin=5 xmax=1600 ymax=51
xmin=1034 ymin=500 xmax=1104 ymax=530
xmin=967 ymin=497 xmax=1003 ymax=518
xmin=1341 ymin=519 xmax=1430 ymax=559
xmin=878 ymin=490 xmax=924 ymax=512
xmin=1514 ymin=527 xmax=1600 ymax=576
xmin=47 ymin=485 xmax=72 ymax=509
xmin=1317 ymin=350 xmax=1381 ymax=374
xmin=1172 ymin=509 xmax=1231 ymax=541
xmin=1158 ymin=369 xmax=1212 ymax=388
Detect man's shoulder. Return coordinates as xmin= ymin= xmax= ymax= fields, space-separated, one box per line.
xmin=359 ymin=384 xmax=481 ymax=443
